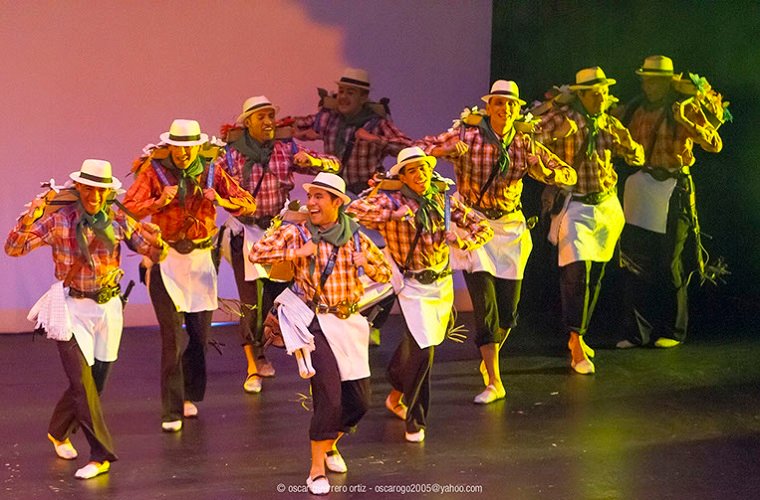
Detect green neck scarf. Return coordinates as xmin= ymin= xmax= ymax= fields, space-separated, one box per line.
xmin=306 ymin=208 xmax=359 ymax=247
xmin=401 ymin=183 xmax=444 ymax=232
xmin=162 ymin=156 xmax=205 ymax=202
xmin=572 ymin=99 xmax=602 ymax=159
xmin=479 ymin=117 xmax=515 ymax=175
xmin=230 ymin=130 xmax=274 ymax=187
xmin=75 ymin=202 xmax=116 ymax=268
xmin=335 ymin=105 xmax=377 ymax=159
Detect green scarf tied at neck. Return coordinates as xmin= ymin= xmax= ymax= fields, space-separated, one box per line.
xmin=335 ymin=105 xmax=377 ymax=159
xmin=75 ymin=202 xmax=116 ymax=268
xmin=479 ymin=117 xmax=515 ymax=175
xmin=572 ymin=99 xmax=602 ymax=159
xmin=162 ymin=156 xmax=205 ymax=202
xmin=230 ymin=130 xmax=275 ymax=187
xmin=306 ymin=207 xmax=359 ymax=247
xmin=401 ymin=184 xmax=444 ymax=232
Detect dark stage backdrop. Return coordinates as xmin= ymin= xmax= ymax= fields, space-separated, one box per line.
xmin=490 ymin=0 xmax=760 ymax=335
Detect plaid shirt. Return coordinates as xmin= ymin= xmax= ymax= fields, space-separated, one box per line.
xmin=537 ymin=105 xmax=644 ymax=195
xmin=123 ymin=155 xmax=255 ymax=242
xmin=294 ymin=109 xmax=412 ymax=189
xmin=419 ymin=127 xmax=577 ymax=212
xmin=250 ymin=222 xmax=391 ymax=307
xmin=215 ymin=140 xmax=339 ymax=217
xmin=347 ymin=190 xmax=493 ymax=271
xmin=625 ymin=104 xmax=722 ymax=172
xmin=5 ymin=204 xmax=156 ymax=292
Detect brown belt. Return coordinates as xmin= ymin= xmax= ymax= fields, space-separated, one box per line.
xmin=403 ymin=268 xmax=453 ymax=285
xmin=473 ymin=204 xmax=521 ymax=220
xmin=69 ymin=285 xmax=121 ymax=304
xmin=571 ymin=189 xmax=616 ymax=205
xmin=307 ymin=300 xmax=359 ymax=320
xmin=168 ymin=237 xmax=214 ymax=254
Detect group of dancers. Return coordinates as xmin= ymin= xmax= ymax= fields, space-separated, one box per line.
xmin=5 ymin=56 xmax=727 ymax=493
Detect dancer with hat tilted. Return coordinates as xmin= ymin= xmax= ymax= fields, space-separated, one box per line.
xmin=249 ymin=172 xmax=391 ymax=496
xmin=122 ymin=119 xmax=256 ymax=432
xmin=615 ymin=55 xmax=726 ymax=349
xmin=215 ymin=95 xmax=339 ymax=394
xmin=420 ymin=80 xmax=577 ymax=403
xmin=535 ymin=67 xmax=644 ymax=374
xmin=347 ymin=146 xmax=492 ymax=441
xmin=5 ymin=159 xmax=168 ymax=479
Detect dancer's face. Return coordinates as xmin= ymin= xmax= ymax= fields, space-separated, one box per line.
xmin=245 ymin=108 xmax=276 ymax=143
xmin=307 ymin=187 xmax=342 ymax=229
xmin=487 ymin=96 xmax=521 ymax=135
xmin=76 ymin=183 xmax=110 ymax=215
xmin=641 ymin=76 xmax=672 ymax=103
xmin=336 ymin=85 xmax=368 ymax=117
xmin=169 ymin=145 xmax=200 ymax=169
xmin=398 ymin=160 xmax=433 ymax=195
xmin=577 ymin=86 xmax=609 ymax=115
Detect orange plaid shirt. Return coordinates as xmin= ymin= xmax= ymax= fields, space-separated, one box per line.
xmin=5 ymin=204 xmax=158 ymax=292
xmin=123 ymin=156 xmax=255 ymax=241
xmin=249 ymin=222 xmax=391 ymax=307
xmin=347 ymin=190 xmax=493 ymax=271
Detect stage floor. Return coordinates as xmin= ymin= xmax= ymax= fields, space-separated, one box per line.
xmin=1 ymin=312 xmax=759 ymax=499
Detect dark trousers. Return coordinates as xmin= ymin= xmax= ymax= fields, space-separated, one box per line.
xmin=308 ymin=320 xmax=370 ymax=441
xmin=387 ymin=325 xmax=434 ymax=433
xmin=149 ymin=265 xmax=210 ymax=422
xmin=559 ymin=260 xmax=607 ymax=336
xmin=48 ymin=337 xmax=117 ymax=463
xmin=230 ymin=233 xmax=289 ymax=355
xmin=463 ymin=271 xmax=521 ymax=347
xmin=620 ymin=187 xmax=691 ymax=344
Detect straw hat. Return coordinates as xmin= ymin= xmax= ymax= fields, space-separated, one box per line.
xmin=159 ymin=119 xmax=208 ymax=146
xmin=236 ymin=95 xmax=279 ymax=124
xmin=569 ymin=67 xmax=617 ymax=90
xmin=389 ymin=146 xmax=437 ymax=176
xmin=636 ymin=55 xmax=674 ymax=76
xmin=336 ymin=67 xmax=371 ymax=91
xmin=69 ymin=159 xmax=122 ymax=189
xmin=302 ymin=172 xmax=352 ymax=205
xmin=481 ymin=80 xmax=527 ymax=105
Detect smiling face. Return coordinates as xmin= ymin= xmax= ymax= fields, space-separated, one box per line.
xmin=641 ymin=75 xmax=672 ymax=104
xmin=245 ymin=107 xmax=276 ymax=142
xmin=336 ymin=84 xmax=369 ymax=117
xmin=75 ymin=182 xmax=111 ymax=215
xmin=486 ymin=96 xmax=521 ymax=135
xmin=577 ymin=85 xmax=609 ymax=115
xmin=169 ymin=144 xmax=200 ymax=169
xmin=306 ymin=187 xmax=343 ymax=229
xmin=398 ymin=160 xmax=433 ymax=196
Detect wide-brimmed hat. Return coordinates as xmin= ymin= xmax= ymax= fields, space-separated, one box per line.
xmin=569 ymin=67 xmax=617 ymax=90
xmin=635 ymin=55 xmax=675 ymax=77
xmin=389 ymin=146 xmax=437 ymax=176
xmin=236 ymin=95 xmax=279 ymax=124
xmin=336 ymin=67 xmax=371 ymax=91
xmin=302 ymin=172 xmax=351 ymax=205
xmin=69 ymin=159 xmax=122 ymax=189
xmin=481 ymin=80 xmax=527 ymax=105
xmin=159 ymin=119 xmax=208 ymax=146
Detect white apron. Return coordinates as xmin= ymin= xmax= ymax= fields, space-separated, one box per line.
xmin=221 ymin=217 xmax=272 ymax=281
xmin=555 ymin=194 xmax=625 ymax=267
xmin=624 ymin=170 xmax=677 ymax=234
xmin=159 ymin=247 xmax=218 ymax=313
xmin=318 ymin=313 xmax=370 ymax=381
xmin=451 ymin=206 xmax=532 ymax=280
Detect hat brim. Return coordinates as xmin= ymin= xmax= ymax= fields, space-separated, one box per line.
xmin=69 ymin=172 xmax=122 ymax=190
xmin=336 ymin=81 xmax=371 ymax=91
xmin=236 ymin=105 xmax=280 ymax=125
xmin=389 ymin=155 xmax=437 ymax=177
xmin=302 ymin=182 xmax=352 ymax=205
xmin=635 ymin=69 xmax=674 ymax=77
xmin=480 ymin=94 xmax=527 ymax=106
xmin=159 ymin=132 xmax=209 ymax=147
xmin=569 ymin=78 xmax=617 ymax=90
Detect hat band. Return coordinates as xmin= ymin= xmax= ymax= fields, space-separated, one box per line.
xmin=639 ymin=67 xmax=672 ymax=74
xmin=339 ymin=77 xmax=370 ymax=88
xmin=400 ymin=153 xmax=427 ymax=163
xmin=309 ymin=180 xmax=345 ymax=195
xmin=244 ymin=102 xmax=274 ymax=113
xmin=490 ymin=90 xmax=520 ymax=99
xmin=169 ymin=133 xmax=201 ymax=142
xmin=79 ymin=172 xmax=113 ymax=184
xmin=575 ymin=77 xmax=609 ymax=86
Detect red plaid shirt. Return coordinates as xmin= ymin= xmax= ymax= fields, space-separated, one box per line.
xmin=537 ymin=105 xmax=644 ymax=195
xmin=625 ymin=104 xmax=722 ymax=172
xmin=347 ymin=190 xmax=493 ymax=271
xmin=5 ymin=204 xmax=157 ymax=292
xmin=215 ymin=140 xmax=339 ymax=217
xmin=249 ymin=222 xmax=391 ymax=307
xmin=123 ymin=155 xmax=255 ymax=242
xmin=294 ymin=109 xmax=412 ymax=189
xmin=419 ymin=128 xmax=577 ymax=212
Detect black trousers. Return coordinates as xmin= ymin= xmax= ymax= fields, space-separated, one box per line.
xmin=559 ymin=260 xmax=607 ymax=336
xmin=620 ymin=184 xmax=691 ymax=344
xmin=308 ymin=319 xmax=370 ymax=441
xmin=48 ymin=337 xmax=117 ymax=463
xmin=149 ymin=265 xmax=210 ymax=422
xmin=387 ymin=324 xmax=434 ymax=433
xmin=230 ymin=233 xmax=289 ymax=354
xmin=462 ymin=271 xmax=521 ymax=347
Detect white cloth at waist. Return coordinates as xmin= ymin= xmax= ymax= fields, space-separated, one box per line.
xmin=159 ymin=247 xmax=218 ymax=313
